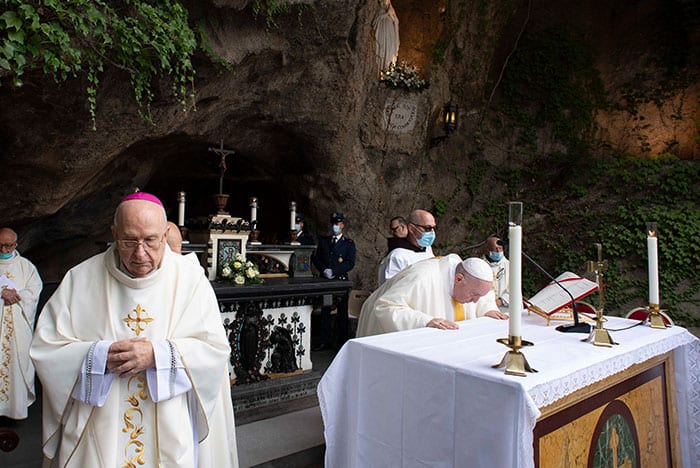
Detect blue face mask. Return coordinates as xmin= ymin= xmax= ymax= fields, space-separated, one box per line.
xmin=294 ymin=224 xmax=301 ymax=231
xmin=332 ymin=225 xmax=341 ymax=235
xmin=0 ymin=252 xmax=13 ymax=260
xmin=488 ymin=251 xmax=504 ymax=262
xmin=417 ymin=231 xmax=435 ymax=248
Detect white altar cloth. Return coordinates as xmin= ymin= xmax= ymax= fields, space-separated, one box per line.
xmin=318 ymin=314 xmax=700 ymax=468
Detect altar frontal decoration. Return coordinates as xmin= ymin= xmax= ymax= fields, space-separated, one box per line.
xmin=525 ymin=272 xmax=598 ymax=326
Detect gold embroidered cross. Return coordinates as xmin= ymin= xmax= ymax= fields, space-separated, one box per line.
xmin=123 ymin=304 xmax=154 ymax=336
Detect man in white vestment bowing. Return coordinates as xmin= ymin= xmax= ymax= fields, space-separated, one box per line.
xmin=357 ymin=255 xmax=508 ymax=337
xmin=0 ymin=227 xmax=42 ymax=420
xmin=31 ymin=192 xmax=238 ymax=467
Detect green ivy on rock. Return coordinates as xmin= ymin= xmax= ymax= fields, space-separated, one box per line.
xmin=1 ymin=0 xmax=197 ymax=127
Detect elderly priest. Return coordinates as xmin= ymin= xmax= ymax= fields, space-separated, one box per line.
xmin=356 ymin=255 xmax=508 ymax=337
xmin=0 ymin=227 xmax=42 ymax=420
xmin=31 ymin=192 xmax=238 ymax=467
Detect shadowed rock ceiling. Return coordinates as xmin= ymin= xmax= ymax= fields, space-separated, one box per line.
xmin=0 ymin=0 xmax=698 ymax=291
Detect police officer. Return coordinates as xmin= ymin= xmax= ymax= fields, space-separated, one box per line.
xmin=312 ymin=212 xmax=356 ymax=350
xmin=294 ymin=213 xmax=315 ymax=246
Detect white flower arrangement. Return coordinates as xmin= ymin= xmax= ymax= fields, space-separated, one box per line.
xmin=220 ymin=253 xmax=264 ymax=285
xmin=379 ymin=61 xmax=429 ymax=91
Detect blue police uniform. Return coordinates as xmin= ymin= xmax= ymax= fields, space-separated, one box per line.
xmin=311 ymin=213 xmax=356 ymax=350
xmin=313 ymin=235 xmax=355 ymax=279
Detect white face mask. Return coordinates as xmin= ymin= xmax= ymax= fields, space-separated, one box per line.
xmin=332 ymin=225 xmax=341 ymax=235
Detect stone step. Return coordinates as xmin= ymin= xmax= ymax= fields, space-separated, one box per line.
xmin=236 ymin=406 xmax=325 ymax=467
xmin=232 ymin=370 xmax=322 ymax=426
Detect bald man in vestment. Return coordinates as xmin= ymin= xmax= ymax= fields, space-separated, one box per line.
xmin=31 ymin=193 xmax=238 ymax=467
xmin=357 ymin=255 xmax=508 ymax=337
xmin=0 ymin=227 xmax=42 ymax=420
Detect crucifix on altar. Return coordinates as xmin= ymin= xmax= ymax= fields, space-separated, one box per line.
xmin=208 ymin=139 xmax=236 ymax=214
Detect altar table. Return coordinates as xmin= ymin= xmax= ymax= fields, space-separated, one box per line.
xmin=213 ymin=277 xmax=352 ymax=383
xmin=318 ymin=314 xmax=700 ymax=467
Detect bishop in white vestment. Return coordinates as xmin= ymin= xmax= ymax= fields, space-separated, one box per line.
xmin=31 ymin=193 xmax=238 ymax=467
xmin=0 ymin=229 xmax=42 ymax=420
xmin=357 ymin=255 xmax=506 ymax=337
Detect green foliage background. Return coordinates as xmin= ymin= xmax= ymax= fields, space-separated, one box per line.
xmin=461 ymin=27 xmax=700 ymax=327
xmin=1 ymin=0 xmax=199 ymax=126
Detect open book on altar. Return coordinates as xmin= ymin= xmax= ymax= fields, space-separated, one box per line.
xmin=524 ymin=272 xmax=598 ymax=324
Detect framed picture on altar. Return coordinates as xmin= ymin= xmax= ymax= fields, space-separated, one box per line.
xmin=206 ymin=232 xmax=249 ymax=281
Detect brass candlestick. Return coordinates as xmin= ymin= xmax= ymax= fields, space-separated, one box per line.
xmin=492 ymin=335 xmax=537 ymax=376
xmin=248 ymin=229 xmax=261 ymax=245
xmin=584 ymin=315 xmax=618 ymax=347
xmin=582 ymin=244 xmax=618 ymax=347
xmin=212 ymin=193 xmax=230 ymax=215
xmin=647 ymin=303 xmax=668 ymax=329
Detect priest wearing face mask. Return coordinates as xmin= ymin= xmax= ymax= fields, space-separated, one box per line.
xmin=0 ymin=227 xmax=42 ymax=421
xmin=482 ymin=235 xmax=510 ymax=312
xmin=377 ymin=209 xmax=437 ymax=286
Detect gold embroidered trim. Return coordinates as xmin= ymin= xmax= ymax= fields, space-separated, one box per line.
xmin=123 ymin=304 xmax=153 ymax=336
xmin=0 ymin=306 xmax=14 ymax=402
xmin=122 ymin=375 xmax=148 ymax=467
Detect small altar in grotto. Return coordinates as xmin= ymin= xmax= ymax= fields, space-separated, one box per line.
xmin=178 ymin=182 xmax=351 ymax=421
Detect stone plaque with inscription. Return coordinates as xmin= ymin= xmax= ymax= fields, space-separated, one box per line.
xmin=383 ymin=96 xmax=418 ymax=133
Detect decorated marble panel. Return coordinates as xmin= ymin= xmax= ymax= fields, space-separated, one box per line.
xmin=220 ymin=304 xmax=312 ymax=385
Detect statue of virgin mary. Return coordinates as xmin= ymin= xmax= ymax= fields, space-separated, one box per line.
xmin=374 ymin=0 xmax=400 ymax=70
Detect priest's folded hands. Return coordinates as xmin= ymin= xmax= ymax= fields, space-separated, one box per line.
xmin=107 ymin=337 xmax=156 ymax=377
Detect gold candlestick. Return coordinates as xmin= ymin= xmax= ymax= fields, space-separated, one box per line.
xmin=647 ymin=303 xmax=668 ymax=329
xmin=492 ymin=335 xmax=537 ymax=376
xmin=582 ymin=243 xmax=618 ymax=346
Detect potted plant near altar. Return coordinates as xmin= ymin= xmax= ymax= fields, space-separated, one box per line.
xmin=220 ymin=253 xmax=264 ymax=285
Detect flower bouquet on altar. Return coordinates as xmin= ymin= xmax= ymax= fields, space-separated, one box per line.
xmin=220 ymin=253 xmax=264 ymax=285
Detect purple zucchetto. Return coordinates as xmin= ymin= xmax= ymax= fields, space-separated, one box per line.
xmin=120 ymin=192 xmax=164 ymax=207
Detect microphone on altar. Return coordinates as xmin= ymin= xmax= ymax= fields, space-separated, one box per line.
xmin=497 ymin=239 xmax=591 ymax=333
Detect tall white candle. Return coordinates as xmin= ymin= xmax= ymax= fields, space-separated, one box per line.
xmin=250 ymin=197 xmax=258 ymax=223
xmin=647 ymin=235 xmax=659 ymax=304
xmin=508 ymin=224 xmax=522 ymax=337
xmin=290 ymin=202 xmax=296 ymax=230
xmin=177 ymin=191 xmax=185 ymax=227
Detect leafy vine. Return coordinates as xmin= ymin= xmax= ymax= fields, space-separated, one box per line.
xmin=1 ymin=0 xmax=198 ymax=127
